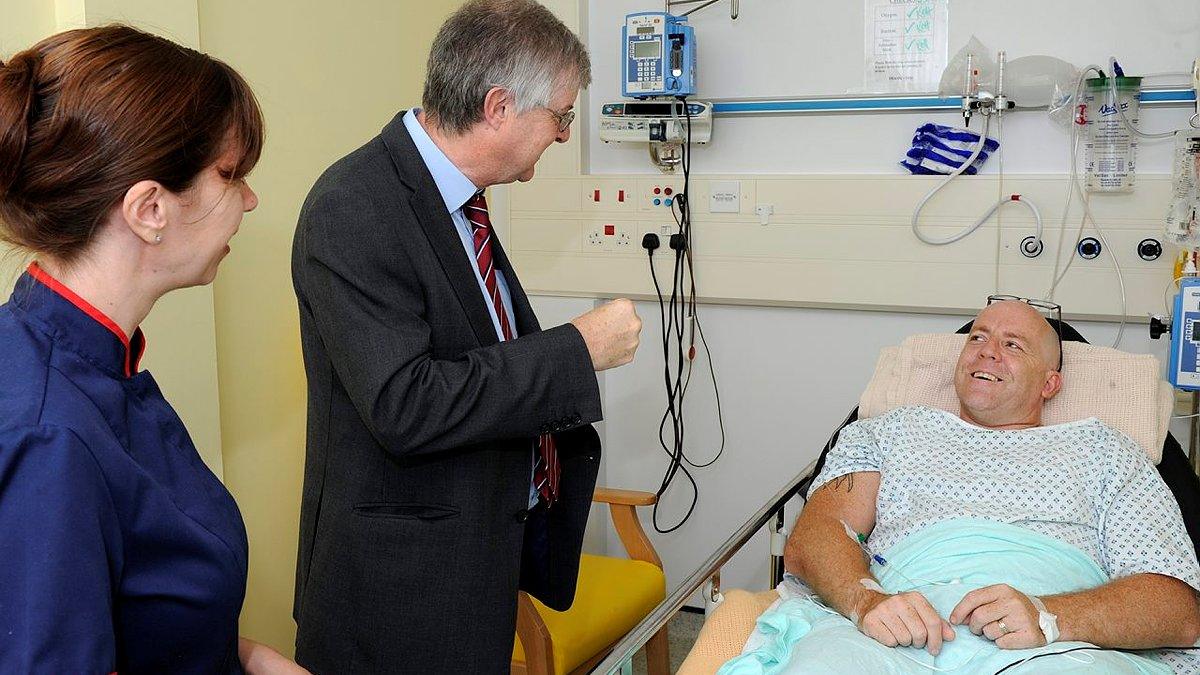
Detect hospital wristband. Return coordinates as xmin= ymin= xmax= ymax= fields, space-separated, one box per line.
xmin=1029 ymin=595 xmax=1060 ymax=644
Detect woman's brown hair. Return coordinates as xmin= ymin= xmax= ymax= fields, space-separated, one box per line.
xmin=0 ymin=25 xmax=265 ymax=262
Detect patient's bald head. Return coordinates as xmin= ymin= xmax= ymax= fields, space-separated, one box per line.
xmin=953 ymin=300 xmax=1063 ymax=430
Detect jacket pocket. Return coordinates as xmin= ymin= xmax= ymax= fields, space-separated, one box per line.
xmin=352 ymin=502 xmax=461 ymax=521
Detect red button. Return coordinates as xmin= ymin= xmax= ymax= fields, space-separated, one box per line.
xmin=604 ymin=225 xmax=615 ymax=235
xmin=593 ymin=189 xmax=600 ymax=202
xmin=618 ymin=190 xmax=625 ymax=202
xmin=664 ymin=187 xmax=673 ymax=196
xmin=653 ymin=187 xmax=661 ymax=195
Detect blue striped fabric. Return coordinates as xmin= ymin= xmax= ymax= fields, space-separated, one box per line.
xmin=901 ymin=123 xmax=999 ymax=176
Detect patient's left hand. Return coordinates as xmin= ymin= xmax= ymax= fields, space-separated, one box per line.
xmin=949 ymin=584 xmax=1044 ymax=650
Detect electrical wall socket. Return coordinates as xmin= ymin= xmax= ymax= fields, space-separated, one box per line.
xmin=584 ymin=223 xmax=633 ymax=252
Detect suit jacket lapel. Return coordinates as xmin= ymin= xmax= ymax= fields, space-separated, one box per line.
xmin=490 ymin=233 xmax=541 ymax=336
xmin=380 ymin=112 xmax=498 ymax=347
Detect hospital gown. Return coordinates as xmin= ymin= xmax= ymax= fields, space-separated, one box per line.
xmin=808 ymin=405 xmax=1200 ymax=673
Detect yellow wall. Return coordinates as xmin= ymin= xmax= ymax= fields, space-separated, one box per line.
xmin=198 ymin=0 xmax=464 ymax=653
xmin=0 ymin=2 xmax=56 ymax=54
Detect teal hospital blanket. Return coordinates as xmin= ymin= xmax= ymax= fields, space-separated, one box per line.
xmin=718 ymin=518 xmax=1170 ymax=674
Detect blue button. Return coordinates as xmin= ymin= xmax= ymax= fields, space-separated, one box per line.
xmin=664 ymin=198 xmax=673 ymax=206
xmin=653 ymin=198 xmax=661 ymax=206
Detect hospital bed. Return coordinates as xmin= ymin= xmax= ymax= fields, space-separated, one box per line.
xmin=592 ymin=319 xmax=1200 ymax=674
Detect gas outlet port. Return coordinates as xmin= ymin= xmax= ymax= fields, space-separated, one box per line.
xmin=1138 ymin=238 xmax=1163 ymax=261
xmin=1077 ymin=237 xmax=1101 ymax=260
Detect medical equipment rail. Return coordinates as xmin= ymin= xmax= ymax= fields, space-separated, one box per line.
xmin=594 ymin=440 xmax=832 ymax=674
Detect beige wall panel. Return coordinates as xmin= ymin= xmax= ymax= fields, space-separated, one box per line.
xmin=507 ymin=175 xmax=1176 ymax=320
xmin=512 ymin=178 xmax=584 ymax=212
xmin=512 ymin=218 xmax=584 ymax=253
xmin=198 ymin=0 xmax=466 ymax=655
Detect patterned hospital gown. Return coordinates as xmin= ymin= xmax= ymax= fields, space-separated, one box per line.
xmin=809 ymin=405 xmax=1200 ymax=673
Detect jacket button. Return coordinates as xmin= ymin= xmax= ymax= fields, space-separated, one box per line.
xmin=514 ymin=509 xmax=530 ymax=523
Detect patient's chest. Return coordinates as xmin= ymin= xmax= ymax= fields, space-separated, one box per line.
xmin=871 ymin=409 xmax=1109 ymax=564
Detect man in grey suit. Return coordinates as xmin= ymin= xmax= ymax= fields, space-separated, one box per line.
xmin=290 ymin=1 xmax=642 ymax=671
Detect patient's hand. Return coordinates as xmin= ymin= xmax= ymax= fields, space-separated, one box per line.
xmin=950 ymin=584 xmax=1044 ymax=650
xmin=854 ymin=590 xmax=956 ymax=656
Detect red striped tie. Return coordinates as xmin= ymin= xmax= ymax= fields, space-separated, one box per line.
xmin=464 ymin=193 xmax=559 ymax=505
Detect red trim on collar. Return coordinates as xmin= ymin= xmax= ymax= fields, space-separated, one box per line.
xmin=27 ymin=262 xmax=143 ymax=377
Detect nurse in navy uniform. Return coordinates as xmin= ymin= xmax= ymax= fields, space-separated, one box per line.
xmin=0 ymin=26 xmax=303 ymax=674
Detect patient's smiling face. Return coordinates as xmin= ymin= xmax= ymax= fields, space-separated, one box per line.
xmin=954 ymin=301 xmax=1063 ymax=430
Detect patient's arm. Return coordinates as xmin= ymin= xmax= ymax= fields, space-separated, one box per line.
xmin=951 ymin=573 xmax=1200 ymax=650
xmin=1044 ymin=573 xmax=1200 ymax=648
xmin=784 ymin=472 xmax=880 ymax=615
xmin=785 ymin=472 xmax=955 ymax=655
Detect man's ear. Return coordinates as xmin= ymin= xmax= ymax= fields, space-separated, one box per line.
xmin=121 ymin=180 xmax=169 ymax=246
xmin=1041 ymin=369 xmax=1063 ymax=401
xmin=480 ymin=86 xmax=511 ymax=130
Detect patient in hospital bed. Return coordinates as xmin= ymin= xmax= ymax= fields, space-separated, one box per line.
xmin=723 ymin=299 xmax=1200 ymax=674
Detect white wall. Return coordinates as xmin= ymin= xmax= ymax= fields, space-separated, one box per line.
xmin=586 ymin=0 xmax=1199 ymax=175
xmin=521 ymin=0 xmax=1200 ymax=608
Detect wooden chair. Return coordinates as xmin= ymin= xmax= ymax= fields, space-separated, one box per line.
xmin=511 ymin=487 xmax=669 ymax=675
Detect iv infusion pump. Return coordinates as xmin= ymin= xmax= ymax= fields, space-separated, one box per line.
xmin=622 ymin=12 xmax=696 ymax=99
xmin=1169 ymin=278 xmax=1200 ymax=391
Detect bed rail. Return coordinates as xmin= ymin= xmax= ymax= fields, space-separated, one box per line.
xmin=593 ymin=457 xmax=818 ymax=674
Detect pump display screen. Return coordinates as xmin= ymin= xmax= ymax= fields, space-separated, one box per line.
xmin=633 ymin=41 xmax=661 ymax=59
xmin=636 ymin=26 xmax=654 ymax=35
xmin=624 ymin=102 xmax=682 ymax=116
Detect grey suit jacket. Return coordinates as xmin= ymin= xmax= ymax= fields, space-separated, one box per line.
xmin=291 ymin=111 xmax=603 ymax=674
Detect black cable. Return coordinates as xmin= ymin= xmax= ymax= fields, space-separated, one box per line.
xmin=650 ymin=223 xmax=697 ymax=534
xmin=682 ymin=311 xmax=725 ymax=468
xmin=675 ymin=102 xmax=724 ymax=469
xmin=993 ymin=646 xmax=1200 ymax=674
xmin=648 ymin=97 xmax=725 ymax=533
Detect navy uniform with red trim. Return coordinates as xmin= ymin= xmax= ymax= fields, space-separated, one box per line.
xmin=0 ymin=263 xmax=248 ymax=673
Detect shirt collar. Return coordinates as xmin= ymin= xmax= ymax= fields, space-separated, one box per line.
xmin=17 ymin=262 xmax=146 ymax=378
xmin=402 ymin=108 xmax=481 ymax=212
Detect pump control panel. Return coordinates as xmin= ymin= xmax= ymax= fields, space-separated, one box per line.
xmin=621 ymin=12 xmax=696 ymax=99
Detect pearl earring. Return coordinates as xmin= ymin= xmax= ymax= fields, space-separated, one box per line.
xmin=154 ymin=234 xmax=162 ymax=244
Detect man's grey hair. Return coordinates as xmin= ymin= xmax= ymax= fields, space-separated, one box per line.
xmin=422 ymin=0 xmax=591 ymax=134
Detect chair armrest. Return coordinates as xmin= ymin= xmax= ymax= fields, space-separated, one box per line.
xmin=593 ymin=487 xmax=657 ymax=506
xmin=595 ymin=487 xmax=663 ymax=569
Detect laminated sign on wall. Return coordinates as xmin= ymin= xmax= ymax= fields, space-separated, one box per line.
xmin=864 ymin=0 xmax=948 ymax=93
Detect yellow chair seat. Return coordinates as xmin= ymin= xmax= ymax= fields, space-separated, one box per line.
xmin=513 ymin=554 xmax=667 ymax=675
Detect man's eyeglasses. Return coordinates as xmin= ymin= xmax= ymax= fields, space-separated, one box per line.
xmin=985 ymin=294 xmax=1063 ymax=371
xmin=544 ymin=107 xmax=575 ymax=133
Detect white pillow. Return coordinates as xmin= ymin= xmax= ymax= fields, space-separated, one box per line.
xmin=859 ymin=334 xmax=1172 ymax=463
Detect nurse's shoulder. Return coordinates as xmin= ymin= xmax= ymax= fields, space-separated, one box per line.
xmin=0 ymin=302 xmax=118 ymax=508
